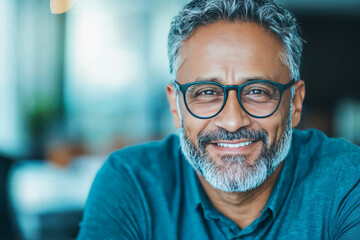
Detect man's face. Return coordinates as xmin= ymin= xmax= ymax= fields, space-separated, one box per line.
xmin=167 ymin=21 xmax=304 ymax=192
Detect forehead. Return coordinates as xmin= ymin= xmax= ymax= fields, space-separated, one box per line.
xmin=177 ymin=21 xmax=290 ymax=84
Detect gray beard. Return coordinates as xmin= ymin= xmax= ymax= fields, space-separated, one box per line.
xmin=179 ymin=116 xmax=293 ymax=193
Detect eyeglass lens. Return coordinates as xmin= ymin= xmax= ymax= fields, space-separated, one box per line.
xmin=185 ymin=82 xmax=281 ymax=118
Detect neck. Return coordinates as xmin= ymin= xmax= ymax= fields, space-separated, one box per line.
xmin=197 ymin=161 xmax=283 ymax=229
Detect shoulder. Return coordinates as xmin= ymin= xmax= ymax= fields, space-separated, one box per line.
xmin=79 ymin=135 xmax=181 ymax=239
xmin=290 ymin=129 xmax=360 ymax=236
xmin=291 ymin=129 xmax=360 ymax=205
xmin=87 ymin=134 xmax=181 ymax=198
xmin=291 ymin=129 xmax=360 ymax=197
xmin=97 ymin=134 xmax=183 ymax=197
xmin=104 ymin=134 xmax=180 ymax=172
xmin=292 ymin=128 xmax=360 ymax=168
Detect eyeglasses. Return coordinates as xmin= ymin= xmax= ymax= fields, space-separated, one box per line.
xmin=174 ymin=79 xmax=295 ymax=119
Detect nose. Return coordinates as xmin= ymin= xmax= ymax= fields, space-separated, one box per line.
xmin=214 ymin=90 xmax=251 ymax=132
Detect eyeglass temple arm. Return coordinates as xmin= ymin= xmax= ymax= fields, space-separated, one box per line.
xmin=284 ymin=80 xmax=296 ymax=89
xmin=173 ymin=81 xmax=182 ymax=91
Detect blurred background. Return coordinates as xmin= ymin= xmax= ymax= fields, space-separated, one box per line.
xmin=0 ymin=0 xmax=359 ymax=239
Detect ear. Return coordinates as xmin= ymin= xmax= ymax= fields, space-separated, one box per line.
xmin=166 ymin=84 xmax=181 ymax=129
xmin=291 ymin=80 xmax=305 ymax=127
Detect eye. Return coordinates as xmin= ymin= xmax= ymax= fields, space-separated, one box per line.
xmin=243 ymin=82 xmax=278 ymax=97
xmin=248 ymin=89 xmax=267 ymax=95
xmin=196 ymin=89 xmax=219 ymax=96
xmin=187 ymin=84 xmax=223 ymax=99
xmin=246 ymin=88 xmax=271 ymax=96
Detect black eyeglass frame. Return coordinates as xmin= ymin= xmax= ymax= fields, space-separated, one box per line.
xmin=174 ymin=79 xmax=295 ymax=119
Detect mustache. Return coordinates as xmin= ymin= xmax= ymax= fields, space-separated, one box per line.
xmin=198 ymin=128 xmax=269 ymax=153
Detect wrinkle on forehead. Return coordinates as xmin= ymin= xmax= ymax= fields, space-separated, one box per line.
xmin=176 ymin=21 xmax=291 ymax=83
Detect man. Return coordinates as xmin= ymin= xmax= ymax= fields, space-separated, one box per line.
xmin=78 ymin=0 xmax=360 ymax=239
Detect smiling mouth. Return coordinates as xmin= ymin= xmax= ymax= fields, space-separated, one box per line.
xmin=215 ymin=141 xmax=255 ymax=148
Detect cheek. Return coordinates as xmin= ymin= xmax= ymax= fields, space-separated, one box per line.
xmin=182 ymin=112 xmax=210 ymax=145
xmin=266 ymin=96 xmax=292 ymax=143
xmin=253 ymin=99 xmax=291 ymax=145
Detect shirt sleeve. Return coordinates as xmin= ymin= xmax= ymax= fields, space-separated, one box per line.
xmin=333 ymin=179 xmax=360 ymax=240
xmin=77 ymin=154 xmax=150 ymax=240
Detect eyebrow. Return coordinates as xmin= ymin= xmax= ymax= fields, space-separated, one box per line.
xmin=193 ymin=77 xmax=221 ymax=83
xmin=191 ymin=76 xmax=274 ymax=84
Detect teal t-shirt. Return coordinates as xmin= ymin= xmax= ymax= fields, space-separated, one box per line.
xmin=78 ymin=129 xmax=360 ymax=239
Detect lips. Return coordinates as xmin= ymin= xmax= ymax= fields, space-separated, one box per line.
xmin=206 ymin=139 xmax=260 ymax=156
xmin=197 ymin=128 xmax=268 ymax=154
xmin=215 ymin=141 xmax=254 ymax=148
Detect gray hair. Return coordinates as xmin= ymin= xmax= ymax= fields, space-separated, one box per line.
xmin=168 ymin=0 xmax=304 ymax=82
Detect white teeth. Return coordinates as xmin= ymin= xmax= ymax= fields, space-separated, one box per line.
xmin=216 ymin=141 xmax=254 ymax=148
